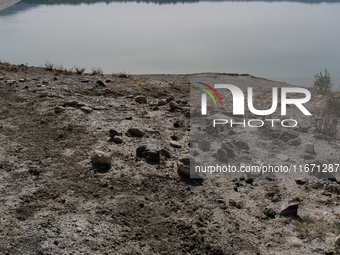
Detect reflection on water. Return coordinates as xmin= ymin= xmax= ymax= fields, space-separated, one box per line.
xmin=0 ymin=0 xmax=340 ymax=87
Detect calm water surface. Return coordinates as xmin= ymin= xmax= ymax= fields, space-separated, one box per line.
xmin=1 ymin=0 xmax=340 ymax=86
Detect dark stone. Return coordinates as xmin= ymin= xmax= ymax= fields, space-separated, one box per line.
xmin=221 ymin=144 xmax=236 ymax=158
xmin=295 ymin=177 xmax=309 ymax=185
xmin=170 ymin=141 xmax=182 ymax=148
xmin=245 ymin=178 xmax=254 ymax=184
xmin=280 ymin=202 xmax=298 ymax=217
xmin=54 ymin=106 xmax=65 ymax=113
xmin=96 ymin=80 xmax=106 ymax=87
xmin=233 ymin=140 xmax=249 ymax=150
xmin=109 ymin=129 xmax=122 ymax=138
xmin=217 ymin=199 xmax=226 ymax=204
xmin=135 ymin=95 xmax=147 ymax=104
xmin=63 ymin=101 xmax=79 ymax=107
xmin=136 ymin=144 xmax=160 ymax=163
xmin=112 ymin=136 xmax=123 ymax=144
xmin=279 ymin=130 xmax=299 ymax=140
xmin=229 ymin=199 xmax=242 ymax=209
xmin=314 ymin=133 xmax=331 ymax=141
xmin=263 ymin=208 xmax=276 ymax=219
xmin=127 ymin=128 xmax=145 ymax=137
xmin=287 ymin=138 xmax=301 ymax=146
xmin=161 ymin=148 xmax=171 ymax=158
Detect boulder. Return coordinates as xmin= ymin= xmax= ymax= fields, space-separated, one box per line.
xmin=92 ymin=151 xmax=112 ymax=165
xmin=136 ymin=144 xmax=160 ymax=163
xmin=134 ymin=95 xmax=147 ymax=104
xmin=127 ymin=128 xmax=145 ymax=137
xmin=177 ymin=154 xmax=191 ymax=176
xmin=280 ymin=202 xmax=298 ymax=217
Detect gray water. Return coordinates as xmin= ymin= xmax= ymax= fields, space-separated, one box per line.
xmin=1 ymin=0 xmax=340 ymax=87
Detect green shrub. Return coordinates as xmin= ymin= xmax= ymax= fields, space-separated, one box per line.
xmin=313 ymin=69 xmax=332 ymax=94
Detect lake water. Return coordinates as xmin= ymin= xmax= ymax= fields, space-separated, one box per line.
xmin=1 ymin=0 xmax=340 ymax=87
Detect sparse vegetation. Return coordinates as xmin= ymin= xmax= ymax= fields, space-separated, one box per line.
xmin=325 ymin=93 xmax=340 ymax=117
xmin=54 ymin=64 xmax=65 ymax=74
xmin=312 ymin=116 xmax=338 ymax=137
xmin=91 ymin=66 xmax=103 ymax=75
xmin=113 ymin=71 xmax=130 ymax=78
xmin=74 ymin=66 xmax=86 ymax=75
xmin=292 ymin=215 xmax=331 ymax=240
xmin=313 ymin=69 xmax=332 ymax=94
xmin=44 ymin=61 xmax=54 ymax=71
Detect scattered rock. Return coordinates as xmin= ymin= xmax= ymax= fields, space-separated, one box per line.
xmin=277 ymin=154 xmax=290 ymax=162
xmin=280 ymin=202 xmax=298 ymax=217
xmin=170 ymin=140 xmax=182 ymax=148
xmin=287 ymin=138 xmax=301 ymax=146
xmin=80 ymin=106 xmax=92 ymax=113
xmin=19 ymin=78 xmax=26 ymax=82
xmin=314 ymin=133 xmax=331 ymax=141
xmin=314 ymin=171 xmax=336 ymax=181
xmin=215 ymin=148 xmax=227 ymax=162
xmin=77 ymin=102 xmax=92 ymax=108
xmin=302 ymin=154 xmax=315 ymax=160
xmin=221 ymin=144 xmax=236 ymax=158
xmin=63 ymin=101 xmax=79 ymax=107
xmin=81 ymin=79 xmax=90 ymax=83
xmin=216 ymin=199 xmax=225 ymax=204
xmin=174 ymin=120 xmax=183 ymax=128
xmin=136 ymin=144 xmax=160 ymax=163
xmin=93 ymin=106 xmax=108 ymax=110
xmin=245 ymin=178 xmax=254 ymax=184
xmin=91 ymin=151 xmax=112 ymax=165
xmin=96 ymin=80 xmax=106 ymax=87
xmin=171 ymin=134 xmax=179 ymax=141
xmin=305 ymin=143 xmax=316 ymax=154
xmin=54 ymin=106 xmax=65 ymax=113
xmin=289 ymin=237 xmax=303 ymax=247
xmin=263 ymin=208 xmax=276 ymax=218
xmin=229 ymin=199 xmax=242 ymax=209
xmin=279 ymin=130 xmax=299 ymax=140
xmin=298 ymin=126 xmax=309 ymax=133
xmin=127 ymin=128 xmax=145 ymax=137
xmin=109 ymin=129 xmax=122 ymax=138
xmin=295 ymin=177 xmax=309 ymax=185
xmin=28 ymin=166 xmax=41 ymax=176
xmin=169 ymin=101 xmax=179 ymax=110
xmin=112 ymin=136 xmax=123 ymax=144
xmin=134 ymin=95 xmax=147 ymax=104
xmin=145 ymin=128 xmax=160 ymax=135
xmin=198 ymin=140 xmax=211 ymax=151
xmin=335 ymin=235 xmax=340 ymax=247
xmin=177 ymin=154 xmax=191 ymax=176
xmin=183 ymin=110 xmax=190 ymax=118
xmin=6 ymin=80 xmax=16 ymax=85
xmin=161 ymin=148 xmax=171 ymax=158
xmin=157 ymin=99 xmax=168 ymax=106
xmin=233 ymin=140 xmax=249 ymax=150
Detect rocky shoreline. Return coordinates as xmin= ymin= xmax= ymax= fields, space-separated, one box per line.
xmin=0 ymin=62 xmax=340 ymax=254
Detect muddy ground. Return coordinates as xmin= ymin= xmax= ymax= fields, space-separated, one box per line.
xmin=1 ymin=63 xmax=340 ymax=254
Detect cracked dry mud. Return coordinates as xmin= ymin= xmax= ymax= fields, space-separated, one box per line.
xmin=1 ymin=63 xmax=340 ymax=254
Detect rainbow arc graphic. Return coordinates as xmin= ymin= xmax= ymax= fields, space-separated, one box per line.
xmin=196 ymin=82 xmax=222 ymax=106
